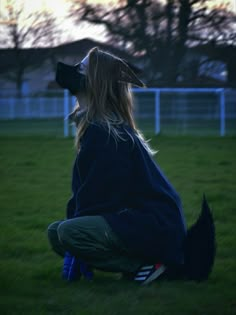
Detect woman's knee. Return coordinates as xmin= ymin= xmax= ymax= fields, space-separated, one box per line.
xmin=57 ymin=219 xmax=90 ymax=257
xmin=47 ymin=221 xmax=62 ymax=241
xmin=57 ymin=220 xmax=73 ymax=245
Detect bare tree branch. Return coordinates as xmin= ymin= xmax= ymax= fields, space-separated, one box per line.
xmin=0 ymin=5 xmax=59 ymax=95
xmin=69 ymin=0 xmax=236 ymax=84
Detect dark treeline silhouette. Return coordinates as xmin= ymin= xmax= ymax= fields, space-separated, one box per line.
xmin=70 ymin=0 xmax=236 ymax=86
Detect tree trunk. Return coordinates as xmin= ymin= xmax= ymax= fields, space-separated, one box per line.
xmin=162 ymin=0 xmax=191 ymax=83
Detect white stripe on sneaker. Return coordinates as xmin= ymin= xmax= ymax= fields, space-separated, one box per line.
xmin=140 ymin=265 xmax=153 ymax=270
xmin=137 ymin=271 xmax=151 ymax=276
xmin=134 ymin=276 xmax=146 ymax=281
xmin=142 ymin=265 xmax=166 ymax=285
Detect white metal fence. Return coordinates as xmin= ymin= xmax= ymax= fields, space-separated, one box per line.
xmin=0 ymin=95 xmax=65 ymax=119
xmin=132 ymin=88 xmax=229 ymax=136
xmin=0 ymin=88 xmax=235 ymax=136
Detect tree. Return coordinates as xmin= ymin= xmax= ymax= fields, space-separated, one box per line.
xmin=0 ymin=3 xmax=59 ymax=95
xmin=69 ymin=0 xmax=236 ymax=85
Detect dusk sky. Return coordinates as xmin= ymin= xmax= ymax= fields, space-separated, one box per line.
xmin=0 ymin=0 xmax=235 ymax=46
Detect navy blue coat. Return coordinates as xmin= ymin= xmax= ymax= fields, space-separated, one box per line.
xmin=66 ymin=123 xmax=187 ymax=266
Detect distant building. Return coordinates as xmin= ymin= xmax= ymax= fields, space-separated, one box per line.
xmin=0 ymin=38 xmax=138 ymax=95
xmin=0 ymin=39 xmax=235 ymax=95
xmin=148 ymin=45 xmax=232 ymax=88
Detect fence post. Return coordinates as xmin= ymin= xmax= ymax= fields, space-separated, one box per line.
xmin=155 ymin=89 xmax=161 ymax=134
xmin=64 ymin=90 xmax=69 ymax=137
xmin=220 ymin=89 xmax=225 ymax=136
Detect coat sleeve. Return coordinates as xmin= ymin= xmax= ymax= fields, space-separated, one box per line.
xmin=73 ymin=124 xmax=133 ymax=217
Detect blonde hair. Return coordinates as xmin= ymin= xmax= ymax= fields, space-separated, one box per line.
xmin=73 ymin=47 xmax=154 ymax=154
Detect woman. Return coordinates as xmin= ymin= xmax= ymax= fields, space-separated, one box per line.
xmin=48 ymin=47 xmax=214 ymax=285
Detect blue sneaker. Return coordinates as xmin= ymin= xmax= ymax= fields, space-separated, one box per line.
xmin=62 ymin=252 xmax=81 ymax=281
xmin=62 ymin=252 xmax=73 ymax=280
xmin=68 ymin=256 xmax=81 ymax=281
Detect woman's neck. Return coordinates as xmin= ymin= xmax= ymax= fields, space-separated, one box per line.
xmin=76 ymin=93 xmax=88 ymax=110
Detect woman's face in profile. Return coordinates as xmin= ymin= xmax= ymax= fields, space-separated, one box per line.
xmin=75 ymin=54 xmax=89 ymax=109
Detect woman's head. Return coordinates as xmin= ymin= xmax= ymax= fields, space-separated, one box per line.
xmin=85 ymin=48 xmax=141 ymax=124
xmin=71 ymin=47 xmax=145 ymax=148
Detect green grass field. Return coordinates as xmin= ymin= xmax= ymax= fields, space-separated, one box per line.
xmin=0 ymin=134 xmax=235 ymax=315
xmin=0 ymin=117 xmax=235 ymax=137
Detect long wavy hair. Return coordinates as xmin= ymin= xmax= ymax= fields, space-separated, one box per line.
xmin=72 ymin=47 xmax=153 ymax=154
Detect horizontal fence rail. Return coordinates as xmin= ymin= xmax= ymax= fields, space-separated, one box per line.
xmin=0 ymin=96 xmax=64 ymax=119
xmin=132 ymin=88 xmax=229 ymax=136
xmin=0 ymin=88 xmax=235 ymax=137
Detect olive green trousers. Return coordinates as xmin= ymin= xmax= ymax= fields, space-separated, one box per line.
xmin=47 ymin=215 xmax=142 ymax=273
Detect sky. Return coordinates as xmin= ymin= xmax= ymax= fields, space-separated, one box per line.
xmin=0 ymin=0 xmax=235 ymax=46
xmin=0 ymin=0 xmax=110 ymax=44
